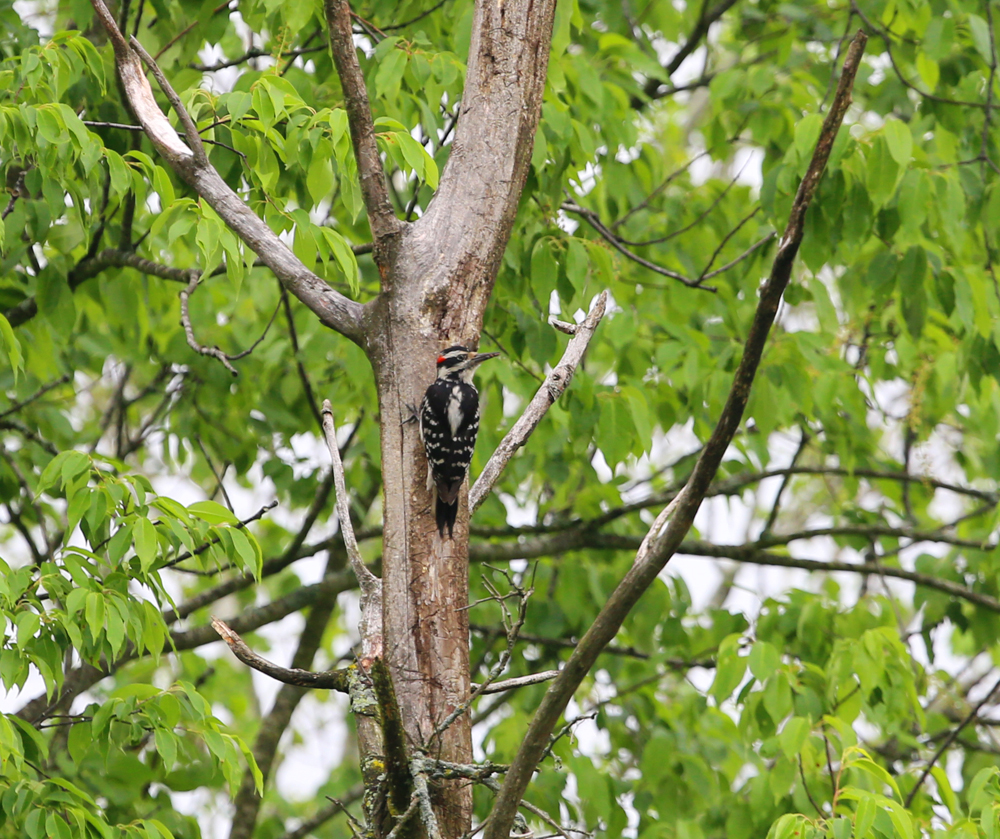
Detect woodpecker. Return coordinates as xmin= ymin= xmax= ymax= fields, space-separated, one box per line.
xmin=418 ymin=345 xmax=499 ymax=538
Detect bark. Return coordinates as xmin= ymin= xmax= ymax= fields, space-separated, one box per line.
xmin=360 ymin=1 xmax=558 ymax=834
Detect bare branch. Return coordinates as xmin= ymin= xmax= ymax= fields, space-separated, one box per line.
xmin=563 ymin=202 xmax=716 ymax=290
xmin=211 ymin=618 xmax=349 ymax=690
xmin=321 ymin=399 xmax=383 ymax=661
xmin=324 ymin=0 xmax=402 ymax=250
xmin=473 ymin=671 xmax=560 ymax=694
xmin=0 ymin=373 xmax=71 ymax=419
xmin=87 ymin=0 xmax=366 ymax=343
xmin=851 ymin=1 xmax=987 ymax=110
xmin=470 ymin=292 xmax=608 ymax=512
xmin=482 ymin=33 xmax=869 ymax=839
xmin=191 ymin=42 xmax=326 ymax=72
xmin=179 ymin=275 xmax=280 ymax=375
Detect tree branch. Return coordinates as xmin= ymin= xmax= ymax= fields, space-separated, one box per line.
xmin=905 ymin=672 xmax=1000 ymax=806
xmin=324 ymin=0 xmax=402 ymax=252
xmin=481 ymin=32 xmax=868 ymax=839
xmin=562 ymin=202 xmax=716 ymax=290
xmin=0 ymin=374 xmax=71 ymax=419
xmin=321 ymin=399 xmax=383 ymax=661
xmin=211 ymin=618 xmax=350 ymax=690
xmin=87 ymin=0 xmax=366 ymax=343
xmin=470 ymin=292 xmax=608 ymax=512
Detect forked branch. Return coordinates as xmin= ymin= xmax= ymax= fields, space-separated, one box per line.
xmin=482 ymin=31 xmax=869 ymax=839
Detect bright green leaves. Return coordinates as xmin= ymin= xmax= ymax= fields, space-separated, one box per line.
xmin=882 ymin=119 xmax=913 ymax=168
xmin=375 ymin=117 xmax=440 ymax=191
xmin=0 ymin=313 xmax=23 ymax=381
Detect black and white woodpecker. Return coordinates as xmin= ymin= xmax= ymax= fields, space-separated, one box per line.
xmin=418 ymin=345 xmax=500 ymax=538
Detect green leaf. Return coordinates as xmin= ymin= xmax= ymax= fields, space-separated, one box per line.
xmin=228 ymin=526 xmax=261 ymax=577
xmin=0 ymin=313 xmax=23 ymax=383
xmin=188 ymin=500 xmax=240 ymax=525
xmin=748 ymin=641 xmax=780 ymax=681
xmin=968 ymin=14 xmax=993 ymax=64
xmin=374 ymin=47 xmax=408 ymax=101
xmin=85 ymin=591 xmax=105 ymax=640
xmin=134 ymin=518 xmax=158 ymax=571
xmin=882 ymin=118 xmax=912 ymax=166
xmin=154 ymin=728 xmax=178 ymax=772
xmin=778 ymin=716 xmax=810 ymax=759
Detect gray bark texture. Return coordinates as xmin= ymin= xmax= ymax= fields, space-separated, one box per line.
xmin=360 ymin=2 xmax=558 ymax=833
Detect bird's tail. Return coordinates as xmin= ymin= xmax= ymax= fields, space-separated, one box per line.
xmin=436 ymin=496 xmax=458 ymax=538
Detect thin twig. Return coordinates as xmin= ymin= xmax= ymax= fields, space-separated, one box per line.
xmin=905 ymin=672 xmax=1000 ymax=806
xmin=0 ymin=374 xmax=71 ymax=419
xmin=563 ymin=202 xmax=715 ymax=290
xmin=179 ymin=275 xmax=281 ymax=375
xmin=321 ymin=399 xmax=382 ymax=660
xmin=432 ymin=567 xmax=533 ymax=741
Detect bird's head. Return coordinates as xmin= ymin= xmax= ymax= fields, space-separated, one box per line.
xmin=436 ymin=346 xmax=500 ymax=382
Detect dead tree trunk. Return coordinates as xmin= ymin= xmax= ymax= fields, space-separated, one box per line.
xmin=362 ymin=2 xmax=558 ymax=832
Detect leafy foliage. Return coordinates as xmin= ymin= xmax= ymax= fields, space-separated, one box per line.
xmin=2 ymin=0 xmax=1000 ymax=836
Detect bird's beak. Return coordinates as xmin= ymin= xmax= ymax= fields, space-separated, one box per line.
xmin=469 ymin=351 xmax=500 ymax=366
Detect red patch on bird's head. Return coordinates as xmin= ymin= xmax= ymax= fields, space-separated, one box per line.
xmin=437 ymin=355 xmax=446 ymax=364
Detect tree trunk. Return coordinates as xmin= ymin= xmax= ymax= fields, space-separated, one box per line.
xmin=367 ymin=3 xmax=558 ymax=833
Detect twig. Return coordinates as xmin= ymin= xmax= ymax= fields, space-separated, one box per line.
xmin=410 ymin=760 xmax=445 ymax=839
xmin=798 ymin=754 xmax=823 ymax=816
xmin=482 ymin=32 xmax=869 ymax=839
xmin=699 ymin=227 xmax=774 ymax=283
xmin=0 ymin=373 xmax=71 ymax=419
xmin=162 ymin=500 xmax=278 ymax=569
xmin=211 ymin=618 xmax=350 ymax=690
xmin=758 ymin=427 xmax=809 ymax=537
xmin=191 ymin=42 xmax=326 ymax=72
xmin=153 ymin=0 xmax=231 ymax=60
xmin=432 ymin=567 xmax=533 ymax=741
xmin=179 ymin=275 xmax=281 ymax=375
xmin=280 ymin=286 xmax=323 ymax=428
xmin=611 ymin=152 xmax=709 ymax=230
xmin=326 ymin=798 xmax=366 ymax=839
xmin=0 ymin=447 xmax=52 ymax=557
xmin=275 ymin=785 xmax=365 ymax=839
xmin=563 ymin=202 xmax=716 ymax=290
xmin=472 ymin=670 xmax=560 ymax=694
xmin=850 ymin=1 xmax=986 ymax=109
xmin=196 ymin=438 xmax=233 ymax=511
xmin=381 ymin=0 xmax=451 ymax=30
xmin=615 ymin=158 xmax=753 ymax=248
xmin=905 ymin=672 xmax=1000 ymax=806
xmin=471 ymin=292 xmax=608 ymax=512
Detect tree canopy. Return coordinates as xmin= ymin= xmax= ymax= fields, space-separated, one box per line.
xmin=2 ymin=0 xmax=1000 ymax=837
